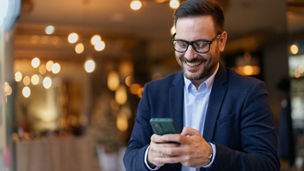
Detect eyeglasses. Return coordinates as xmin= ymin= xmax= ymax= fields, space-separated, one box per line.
xmin=170 ymin=33 xmax=221 ymax=54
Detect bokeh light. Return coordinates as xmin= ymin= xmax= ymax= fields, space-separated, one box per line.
xmin=52 ymin=62 xmax=61 ymax=74
xmin=130 ymin=0 xmax=142 ymax=11
xmin=94 ymin=41 xmax=106 ymax=52
xmin=84 ymin=59 xmax=96 ymax=73
xmin=75 ymin=42 xmax=85 ymax=54
xmin=90 ymin=34 xmax=102 ymax=46
xmin=22 ymin=86 xmax=31 ymax=98
xmin=15 ymin=72 xmax=22 ymax=82
xmin=107 ymin=71 xmax=120 ymax=91
xmin=67 ymin=32 xmax=79 ymax=44
xmin=43 ymin=77 xmax=52 ymax=89
xmin=31 ymin=57 xmax=40 ymax=68
xmin=31 ymin=74 xmax=40 ymax=85
xmin=45 ymin=25 xmax=55 ymax=35
xmin=169 ymin=0 xmax=180 ymax=9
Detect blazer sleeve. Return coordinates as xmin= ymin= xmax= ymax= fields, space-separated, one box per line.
xmin=123 ymin=84 xmax=154 ymax=171
xmin=209 ymin=82 xmax=280 ymax=171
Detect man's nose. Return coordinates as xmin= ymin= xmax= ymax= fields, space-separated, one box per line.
xmin=184 ymin=45 xmax=198 ymax=60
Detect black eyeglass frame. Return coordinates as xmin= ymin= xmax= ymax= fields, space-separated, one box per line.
xmin=170 ymin=33 xmax=222 ymax=54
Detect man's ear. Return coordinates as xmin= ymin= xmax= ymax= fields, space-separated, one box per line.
xmin=219 ymin=31 xmax=227 ymax=52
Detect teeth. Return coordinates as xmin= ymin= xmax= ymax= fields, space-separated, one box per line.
xmin=186 ymin=61 xmax=201 ymax=66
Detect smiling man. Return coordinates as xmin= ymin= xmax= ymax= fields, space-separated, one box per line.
xmin=123 ymin=0 xmax=279 ymax=170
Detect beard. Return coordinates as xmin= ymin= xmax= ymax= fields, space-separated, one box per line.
xmin=179 ymin=55 xmax=219 ymax=81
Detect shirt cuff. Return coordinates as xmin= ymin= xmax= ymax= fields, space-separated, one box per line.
xmin=144 ymin=146 xmax=160 ymax=170
xmin=203 ymin=143 xmax=216 ymax=168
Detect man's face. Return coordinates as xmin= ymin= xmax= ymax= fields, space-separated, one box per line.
xmin=174 ymin=15 xmax=227 ymax=83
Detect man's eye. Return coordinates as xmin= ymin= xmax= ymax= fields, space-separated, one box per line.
xmin=176 ymin=41 xmax=187 ymax=48
xmin=194 ymin=41 xmax=208 ymax=48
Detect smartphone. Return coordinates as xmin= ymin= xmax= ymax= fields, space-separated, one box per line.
xmin=149 ymin=118 xmax=178 ymax=135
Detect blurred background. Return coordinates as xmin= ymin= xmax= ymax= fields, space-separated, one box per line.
xmin=0 ymin=0 xmax=304 ymax=170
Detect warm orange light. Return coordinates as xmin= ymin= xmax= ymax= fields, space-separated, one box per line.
xmin=290 ymin=44 xmax=299 ymax=55
xmin=235 ymin=65 xmax=260 ymax=76
xmin=23 ymin=76 xmax=31 ymax=86
xmin=46 ymin=60 xmax=54 ymax=71
xmin=116 ymin=113 xmax=128 ymax=132
xmin=15 ymin=72 xmax=22 ymax=82
xmin=75 ymin=42 xmax=85 ymax=54
xmin=130 ymin=83 xmax=141 ymax=95
xmin=107 ymin=71 xmax=120 ymax=91
xmin=115 ymin=85 xmax=128 ymax=105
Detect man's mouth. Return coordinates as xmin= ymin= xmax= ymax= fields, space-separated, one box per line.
xmin=185 ymin=61 xmax=202 ymax=66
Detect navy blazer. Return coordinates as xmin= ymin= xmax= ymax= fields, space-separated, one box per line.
xmin=124 ymin=66 xmax=280 ymax=171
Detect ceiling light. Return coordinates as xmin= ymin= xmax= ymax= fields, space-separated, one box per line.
xmin=130 ymin=0 xmax=142 ymax=11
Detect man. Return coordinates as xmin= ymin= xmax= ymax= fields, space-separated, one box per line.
xmin=123 ymin=0 xmax=280 ymax=170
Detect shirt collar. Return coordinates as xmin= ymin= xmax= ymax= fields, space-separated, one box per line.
xmin=184 ymin=63 xmax=219 ymax=91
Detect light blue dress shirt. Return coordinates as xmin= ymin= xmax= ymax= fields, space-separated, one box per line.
xmin=144 ymin=64 xmax=219 ymax=170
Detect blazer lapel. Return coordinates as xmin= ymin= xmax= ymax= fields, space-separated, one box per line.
xmin=203 ymin=65 xmax=228 ymax=141
xmin=169 ymin=72 xmax=184 ymax=133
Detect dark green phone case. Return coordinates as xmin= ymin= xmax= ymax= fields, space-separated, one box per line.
xmin=149 ymin=118 xmax=178 ymax=135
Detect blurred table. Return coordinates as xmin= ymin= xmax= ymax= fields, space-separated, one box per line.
xmin=15 ymin=136 xmax=97 ymax=171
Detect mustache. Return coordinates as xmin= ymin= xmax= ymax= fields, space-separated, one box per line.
xmin=179 ymin=56 xmax=207 ymax=63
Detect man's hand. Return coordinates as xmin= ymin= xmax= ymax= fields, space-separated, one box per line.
xmin=147 ymin=127 xmax=213 ymax=168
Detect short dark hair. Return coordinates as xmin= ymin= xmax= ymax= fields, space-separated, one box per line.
xmin=174 ymin=0 xmax=225 ymax=34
